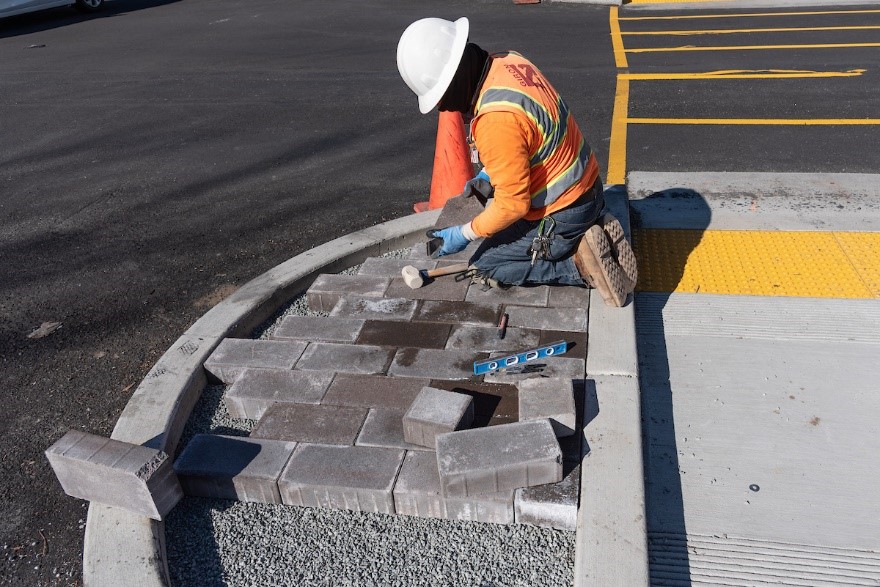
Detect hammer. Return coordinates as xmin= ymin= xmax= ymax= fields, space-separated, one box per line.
xmin=401 ymin=262 xmax=470 ymax=289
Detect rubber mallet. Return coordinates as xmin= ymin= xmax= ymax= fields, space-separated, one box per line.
xmin=401 ymin=263 xmax=470 ymax=289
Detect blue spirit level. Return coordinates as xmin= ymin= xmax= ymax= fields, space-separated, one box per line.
xmin=473 ymin=341 xmax=568 ymax=376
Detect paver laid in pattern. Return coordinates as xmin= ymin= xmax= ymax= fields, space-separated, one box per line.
xmin=174 ymin=194 xmax=593 ymax=530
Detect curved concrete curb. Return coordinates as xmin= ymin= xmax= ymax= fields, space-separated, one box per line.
xmin=82 ymin=210 xmax=441 ymax=587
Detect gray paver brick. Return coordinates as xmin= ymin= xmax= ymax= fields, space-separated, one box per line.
xmin=329 ymin=296 xmax=418 ymax=322
xmin=321 ymin=374 xmax=429 ymax=409
xmin=393 ymin=450 xmax=514 ymax=524
xmin=515 ymin=463 xmax=581 ymax=531
xmin=413 ymin=300 xmax=502 ymax=326
xmin=250 ymin=403 xmax=368 ymax=445
xmin=384 ymin=275 xmax=471 ymax=302
xmin=465 ymin=284 xmax=550 ymax=308
xmin=355 ymin=320 xmax=451 ymax=350
xmin=435 ymin=419 xmax=562 ymax=498
xmin=505 ymin=306 xmax=588 ymax=333
xmin=173 ymin=434 xmax=296 ymax=504
xmin=429 ymin=379 xmax=519 ymax=425
xmin=388 ymin=348 xmax=484 ymax=380
xmin=225 ymin=368 xmax=334 ymax=420
xmin=203 ymin=339 xmax=308 ymax=384
xmin=45 ymin=430 xmax=182 ymax=521
xmin=295 ymin=342 xmax=395 ymax=375
xmin=271 ymin=316 xmax=365 ymax=343
xmin=518 ymin=377 xmax=577 ymax=437
xmin=483 ymin=356 xmax=585 ymax=383
xmin=402 ymin=387 xmax=474 ymax=448
xmin=433 ymin=194 xmax=486 ymax=229
xmin=278 ymin=444 xmax=405 ymax=514
xmin=306 ymin=274 xmax=390 ymax=312
xmin=548 ymin=285 xmax=591 ymax=309
xmin=445 ymin=324 xmax=541 ymax=353
xmin=357 ymin=257 xmax=438 ymax=278
xmin=408 ymin=239 xmax=481 ymax=263
xmin=356 ymin=409 xmax=432 ymax=452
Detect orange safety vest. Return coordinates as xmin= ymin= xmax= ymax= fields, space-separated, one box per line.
xmin=471 ymin=52 xmax=599 ymax=210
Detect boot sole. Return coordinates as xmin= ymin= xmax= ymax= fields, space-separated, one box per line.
xmin=578 ymin=225 xmax=628 ymax=307
xmin=600 ymin=213 xmax=638 ymax=290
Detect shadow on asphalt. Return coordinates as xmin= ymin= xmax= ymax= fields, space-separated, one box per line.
xmin=0 ymin=0 xmax=181 ymax=39
xmin=634 ymin=187 xmax=711 ymax=585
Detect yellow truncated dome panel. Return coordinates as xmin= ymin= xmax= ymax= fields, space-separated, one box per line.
xmin=633 ymin=229 xmax=879 ymax=299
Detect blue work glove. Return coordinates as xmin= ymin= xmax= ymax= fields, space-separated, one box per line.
xmin=463 ymin=169 xmax=490 ymax=193
xmin=428 ymin=224 xmax=471 ymax=257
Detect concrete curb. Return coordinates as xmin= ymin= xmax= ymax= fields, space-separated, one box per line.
xmin=574 ymin=186 xmax=650 ymax=586
xmin=82 ymin=209 xmax=441 ymax=587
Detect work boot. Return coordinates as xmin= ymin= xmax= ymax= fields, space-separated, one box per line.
xmin=574 ymin=225 xmax=630 ymax=307
xmin=598 ymin=212 xmax=638 ymax=290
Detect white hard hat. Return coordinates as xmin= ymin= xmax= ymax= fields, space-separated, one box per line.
xmin=397 ymin=17 xmax=469 ymax=114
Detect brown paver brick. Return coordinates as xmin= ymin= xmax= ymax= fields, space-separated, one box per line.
xmin=514 ymin=463 xmax=580 ymax=531
xmin=547 ymin=285 xmax=591 ymax=309
xmin=225 ymin=368 xmax=335 ymax=420
xmin=278 ymin=444 xmax=405 ymax=514
xmin=393 ymin=450 xmax=514 ymax=524
xmin=295 ymin=342 xmax=395 ymax=375
xmin=355 ymin=409 xmax=432 ymax=452
xmin=173 ymin=434 xmax=296 ymax=504
xmin=436 ymin=420 xmax=563 ymax=498
xmin=445 ymin=324 xmax=541 ymax=353
xmin=538 ymin=330 xmax=588 ymax=358
xmin=505 ymin=307 xmax=588 ymax=332
xmin=384 ymin=275 xmax=470 ymax=302
xmin=402 ymin=387 xmax=474 ymax=448
xmin=433 ymin=194 xmax=486 ymax=229
xmin=355 ymin=320 xmax=451 ymax=350
xmin=330 ymin=296 xmax=418 ymax=322
xmin=413 ymin=300 xmax=502 ymax=326
xmin=203 ymin=339 xmax=308 ymax=384
xmin=321 ymin=374 xmax=429 ymax=410
xmin=271 ymin=316 xmax=365 ymax=343
xmin=306 ymin=274 xmax=390 ymax=312
xmin=250 ymin=403 xmax=368 ymax=445
xmin=357 ymin=257 xmax=438 ymax=278
xmin=465 ymin=285 xmax=550 ymax=307
xmin=407 ymin=240 xmax=480 ymax=263
xmin=388 ymin=348 xmax=484 ymax=380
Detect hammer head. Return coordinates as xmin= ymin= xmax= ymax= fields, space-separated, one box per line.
xmin=401 ymin=265 xmax=426 ymax=289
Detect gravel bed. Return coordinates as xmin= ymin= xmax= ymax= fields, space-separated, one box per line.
xmin=166 ymin=249 xmax=576 ymax=586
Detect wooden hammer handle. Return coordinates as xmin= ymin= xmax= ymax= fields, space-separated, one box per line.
xmin=425 ymin=263 xmax=470 ymax=278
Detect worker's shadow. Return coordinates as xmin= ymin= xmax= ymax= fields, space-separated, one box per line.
xmin=630 ymin=186 xmax=711 ymax=585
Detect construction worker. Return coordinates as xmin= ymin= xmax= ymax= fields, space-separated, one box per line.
xmin=396 ymin=16 xmax=637 ymax=306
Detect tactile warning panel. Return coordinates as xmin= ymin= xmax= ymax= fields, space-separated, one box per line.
xmin=633 ymin=229 xmax=879 ymax=299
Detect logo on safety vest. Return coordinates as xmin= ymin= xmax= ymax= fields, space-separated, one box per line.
xmin=504 ymin=63 xmax=545 ymax=89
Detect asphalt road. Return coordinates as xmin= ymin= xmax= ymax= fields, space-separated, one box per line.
xmin=0 ymin=1 xmax=615 ymax=584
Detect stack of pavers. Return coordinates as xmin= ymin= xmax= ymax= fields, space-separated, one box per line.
xmin=173 ymin=196 xmax=589 ymax=530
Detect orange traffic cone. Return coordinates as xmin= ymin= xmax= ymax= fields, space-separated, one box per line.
xmin=413 ymin=111 xmax=474 ymax=213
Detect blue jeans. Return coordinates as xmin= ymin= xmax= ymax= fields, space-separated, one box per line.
xmin=469 ymin=180 xmax=605 ymax=286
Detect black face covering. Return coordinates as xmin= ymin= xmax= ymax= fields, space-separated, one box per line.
xmin=438 ymin=43 xmax=490 ymax=115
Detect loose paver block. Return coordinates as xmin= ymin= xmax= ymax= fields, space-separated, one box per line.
xmin=384 ymin=275 xmax=471 ymax=302
xmin=435 ymin=419 xmax=562 ymax=498
xmin=433 ymin=193 xmax=486 ymax=229
xmin=465 ymin=284 xmax=550 ymax=308
xmin=271 ymin=316 xmax=365 ymax=343
xmin=173 ymin=434 xmax=296 ymax=504
xmin=518 ymin=377 xmax=578 ymax=437
xmin=402 ymin=387 xmax=474 ymax=448
xmin=413 ymin=300 xmax=502 ymax=326
xmin=408 ymin=240 xmax=480 ymax=263
xmin=505 ymin=306 xmax=588 ymax=333
xmin=306 ymin=274 xmax=390 ymax=312
xmin=389 ymin=348 xmax=484 ymax=380
xmin=445 ymin=324 xmax=541 ymax=353
xmin=356 ymin=409 xmax=432 ymax=451
xmin=357 ymin=257 xmax=438 ymax=278
xmin=330 ymin=296 xmax=418 ymax=322
xmin=295 ymin=342 xmax=395 ymax=375
xmin=321 ymin=374 xmax=430 ymax=409
xmin=250 ymin=403 xmax=368 ymax=445
xmin=225 ymin=368 xmax=334 ymax=420
xmin=45 ymin=430 xmax=182 ymax=520
xmin=484 ymin=356 xmax=585 ymax=383
xmin=394 ymin=450 xmax=514 ymax=524
xmin=203 ymin=339 xmax=308 ymax=384
xmin=355 ymin=320 xmax=452 ymax=350
xmin=515 ymin=463 xmax=581 ymax=531
xmin=429 ymin=380 xmax=519 ymax=423
xmin=278 ymin=444 xmax=405 ymax=514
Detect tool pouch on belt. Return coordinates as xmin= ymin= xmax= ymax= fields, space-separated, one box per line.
xmin=463 ymin=178 xmax=493 ymax=207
